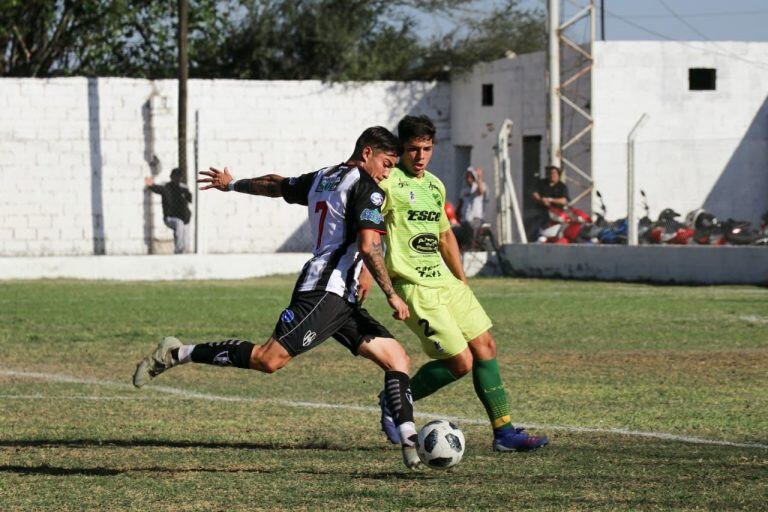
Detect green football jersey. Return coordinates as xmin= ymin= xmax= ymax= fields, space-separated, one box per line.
xmin=379 ymin=167 xmax=453 ymax=287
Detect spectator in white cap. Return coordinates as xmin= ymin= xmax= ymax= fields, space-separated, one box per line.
xmin=454 ymin=166 xmax=487 ymax=249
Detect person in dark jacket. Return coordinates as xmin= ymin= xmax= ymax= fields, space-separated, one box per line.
xmin=145 ymin=168 xmax=192 ymax=253
xmin=529 ymin=165 xmax=570 ymax=241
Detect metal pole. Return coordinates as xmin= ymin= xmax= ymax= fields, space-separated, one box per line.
xmin=178 ymin=0 xmax=189 ymax=182
xmin=194 ymin=109 xmax=199 ymax=254
xmin=627 ymin=113 xmax=648 ymax=246
xmin=548 ymin=0 xmax=561 ymax=169
xmin=601 ymin=0 xmax=605 ymax=41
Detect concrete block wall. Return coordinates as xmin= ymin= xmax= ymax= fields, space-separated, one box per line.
xmin=0 ymin=78 xmax=451 ymax=256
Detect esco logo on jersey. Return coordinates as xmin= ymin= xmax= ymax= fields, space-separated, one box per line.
xmin=360 ymin=208 xmax=384 ymax=224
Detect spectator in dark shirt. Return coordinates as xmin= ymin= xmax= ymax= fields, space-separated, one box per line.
xmin=529 ymin=165 xmax=569 ymax=241
xmin=145 ymin=168 xmax=192 ymax=253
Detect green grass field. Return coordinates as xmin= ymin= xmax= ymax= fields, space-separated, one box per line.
xmin=1 ymin=276 xmax=766 ymax=511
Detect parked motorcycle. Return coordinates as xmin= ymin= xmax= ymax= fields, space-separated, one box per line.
xmin=538 ymin=204 xmax=591 ymax=244
xmin=685 ymin=209 xmax=726 ymax=245
xmin=589 ymin=191 xmax=628 ymax=244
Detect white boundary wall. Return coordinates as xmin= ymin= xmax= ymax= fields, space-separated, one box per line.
xmin=0 ymin=78 xmax=451 ymax=257
xmin=503 ymin=244 xmax=768 ymax=285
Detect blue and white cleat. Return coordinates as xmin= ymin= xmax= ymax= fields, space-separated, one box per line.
xmin=492 ymin=427 xmax=549 ymax=452
xmin=378 ymin=390 xmax=401 ymax=444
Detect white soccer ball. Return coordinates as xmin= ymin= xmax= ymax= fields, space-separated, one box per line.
xmin=416 ymin=420 xmax=465 ymax=470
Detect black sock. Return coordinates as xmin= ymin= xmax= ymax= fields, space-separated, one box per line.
xmin=189 ymin=339 xmax=255 ymax=369
xmin=384 ymin=370 xmax=414 ymax=426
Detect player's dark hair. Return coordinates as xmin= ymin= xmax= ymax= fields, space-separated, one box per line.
xmin=397 ymin=115 xmax=437 ymax=145
xmin=351 ymin=126 xmax=402 ymax=159
xmin=170 ymin=167 xmax=182 ymax=179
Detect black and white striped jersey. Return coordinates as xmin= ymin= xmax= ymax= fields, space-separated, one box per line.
xmin=280 ymin=164 xmax=387 ymax=303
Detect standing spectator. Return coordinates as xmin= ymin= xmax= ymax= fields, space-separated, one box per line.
xmin=529 ymin=165 xmax=569 ymax=241
xmin=145 ymin=168 xmax=192 ymax=254
xmin=454 ymin=167 xmax=487 ymax=249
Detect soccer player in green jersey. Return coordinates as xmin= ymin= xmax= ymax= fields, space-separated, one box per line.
xmin=366 ymin=115 xmax=549 ymax=452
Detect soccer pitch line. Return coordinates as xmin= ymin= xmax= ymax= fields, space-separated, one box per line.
xmin=2 ymin=370 xmax=766 ymax=450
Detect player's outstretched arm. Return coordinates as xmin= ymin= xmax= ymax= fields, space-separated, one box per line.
xmin=358 ymin=230 xmax=409 ymax=321
xmin=439 ymin=228 xmax=468 ymax=284
xmin=198 ymin=167 xmax=284 ymax=198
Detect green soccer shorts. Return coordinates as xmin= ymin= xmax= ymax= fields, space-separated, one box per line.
xmin=395 ymin=278 xmax=493 ymax=359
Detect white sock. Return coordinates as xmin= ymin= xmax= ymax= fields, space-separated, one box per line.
xmin=399 ymin=421 xmax=417 ymax=447
xmin=175 ymin=344 xmax=195 ymax=364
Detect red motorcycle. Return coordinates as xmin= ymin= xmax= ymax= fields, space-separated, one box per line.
xmin=645 ymin=208 xmax=695 ymax=244
xmin=537 ymin=204 xmax=591 ymax=244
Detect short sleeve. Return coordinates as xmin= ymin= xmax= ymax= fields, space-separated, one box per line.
xmin=438 ymin=181 xmax=450 ymax=232
xmin=348 ymin=177 xmax=387 ymax=234
xmin=280 ymin=172 xmax=317 ymax=205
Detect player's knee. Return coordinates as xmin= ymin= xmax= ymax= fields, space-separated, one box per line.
xmin=449 ymin=350 xmax=474 ymax=377
xmin=391 ymin=348 xmax=410 ymax=373
xmin=469 ymin=331 xmax=496 ymax=359
xmin=251 ymin=349 xmax=287 ymax=374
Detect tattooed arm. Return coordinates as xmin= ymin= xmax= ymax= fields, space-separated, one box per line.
xmin=358 ymin=229 xmax=410 ymax=320
xmin=197 ymin=167 xmax=284 ymax=198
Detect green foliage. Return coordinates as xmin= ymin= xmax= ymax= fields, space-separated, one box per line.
xmin=0 ymin=0 xmax=545 ymax=80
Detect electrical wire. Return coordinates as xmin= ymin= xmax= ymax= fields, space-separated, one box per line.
xmin=605 ymin=8 xmax=768 ymax=71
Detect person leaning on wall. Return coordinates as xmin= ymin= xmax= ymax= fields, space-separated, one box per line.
xmin=145 ymin=168 xmax=192 ymax=254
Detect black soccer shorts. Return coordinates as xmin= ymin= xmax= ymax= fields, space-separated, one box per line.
xmin=273 ymin=290 xmax=394 ymax=357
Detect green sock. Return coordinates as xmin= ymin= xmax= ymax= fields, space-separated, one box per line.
xmin=472 ymin=358 xmax=513 ymax=431
xmin=410 ymin=360 xmax=460 ymax=401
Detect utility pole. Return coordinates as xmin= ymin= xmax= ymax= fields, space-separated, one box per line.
xmin=178 ymin=0 xmax=189 ymax=181
xmin=548 ymin=0 xmax=561 ymax=170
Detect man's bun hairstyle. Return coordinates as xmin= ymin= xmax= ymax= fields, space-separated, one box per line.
xmin=352 ymin=126 xmax=402 ymax=160
xmin=397 ymin=115 xmax=436 ymax=145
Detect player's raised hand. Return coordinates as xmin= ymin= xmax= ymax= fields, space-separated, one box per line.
xmin=198 ymin=167 xmax=233 ymax=191
xmin=388 ymin=294 xmax=410 ymax=321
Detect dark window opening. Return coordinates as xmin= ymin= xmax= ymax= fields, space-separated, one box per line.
xmin=689 ymin=68 xmax=716 ymax=90
xmin=482 ymin=84 xmax=494 ymax=106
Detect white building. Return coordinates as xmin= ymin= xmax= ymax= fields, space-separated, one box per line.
xmin=1 ymin=41 xmax=766 ymax=258
xmin=452 ymin=41 xmax=768 ymax=232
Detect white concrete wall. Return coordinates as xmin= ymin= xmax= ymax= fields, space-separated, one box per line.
xmin=503 ymin=244 xmax=768 ymax=285
xmin=0 ymin=78 xmax=451 ymax=256
xmin=593 ymin=41 xmax=768 ymax=224
xmin=450 ymin=53 xmax=548 ymax=225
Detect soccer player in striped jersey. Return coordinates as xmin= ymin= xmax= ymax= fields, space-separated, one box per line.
xmin=368 ymin=116 xmax=549 ymax=452
xmin=132 ymin=127 xmax=421 ymax=469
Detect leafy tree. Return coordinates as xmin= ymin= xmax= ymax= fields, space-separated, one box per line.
xmin=0 ymin=0 xmax=545 ymax=80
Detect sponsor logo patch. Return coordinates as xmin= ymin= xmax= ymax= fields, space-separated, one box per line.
xmin=288 ymin=177 xmax=297 ymax=185
xmin=302 ymin=330 xmax=317 ymax=347
xmin=360 ymin=208 xmax=384 ymax=224
xmin=213 ymin=351 xmax=232 ymax=366
xmin=409 ymin=191 xmax=416 ymax=204
xmin=409 ymin=233 xmax=439 ymax=253
xmin=280 ymin=309 xmax=295 ymax=323
xmin=316 ymin=176 xmax=341 ymax=192
xmin=370 ymin=192 xmax=383 ymax=206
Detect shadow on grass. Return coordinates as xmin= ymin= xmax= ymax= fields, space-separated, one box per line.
xmin=0 ymin=438 xmax=381 ymax=452
xmin=0 ymin=464 xmax=429 ymax=480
